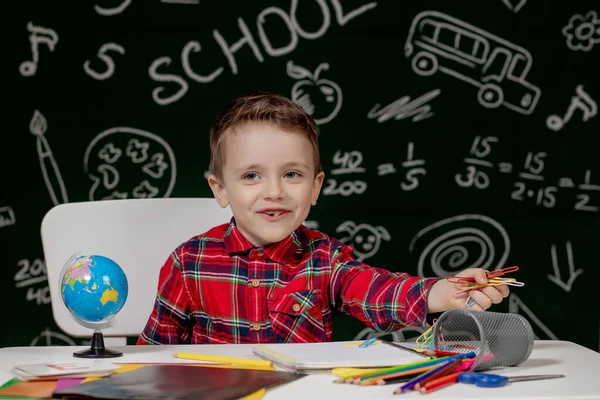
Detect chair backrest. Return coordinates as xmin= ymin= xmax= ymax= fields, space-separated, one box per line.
xmin=41 ymin=198 xmax=232 ymax=338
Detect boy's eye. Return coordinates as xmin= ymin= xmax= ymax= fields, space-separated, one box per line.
xmin=242 ymin=172 xmax=259 ymax=180
xmin=284 ymin=170 xmax=301 ymax=179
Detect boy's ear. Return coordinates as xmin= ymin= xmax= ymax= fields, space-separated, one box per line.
xmin=311 ymin=171 xmax=325 ymax=206
xmin=207 ymin=174 xmax=229 ymax=208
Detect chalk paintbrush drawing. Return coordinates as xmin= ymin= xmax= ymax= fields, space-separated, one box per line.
xmin=29 ymin=110 xmax=69 ymax=206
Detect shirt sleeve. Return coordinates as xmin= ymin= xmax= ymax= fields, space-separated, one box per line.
xmin=329 ymin=244 xmax=441 ymax=332
xmin=137 ymin=252 xmax=193 ymax=345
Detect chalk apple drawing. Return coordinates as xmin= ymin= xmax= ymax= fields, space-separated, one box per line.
xmin=287 ymin=60 xmax=342 ymax=125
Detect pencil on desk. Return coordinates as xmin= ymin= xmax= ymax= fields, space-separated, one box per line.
xmin=413 ymin=359 xmax=464 ymax=390
xmin=415 ymin=349 xmax=461 ymax=357
xmin=361 ymin=366 xmax=434 ymax=386
xmin=353 ymin=351 xmax=475 ymax=385
xmin=172 ymin=352 xmax=272 ymax=368
xmin=418 ymin=370 xmax=467 ymax=394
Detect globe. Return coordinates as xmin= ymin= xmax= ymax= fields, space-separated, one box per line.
xmin=59 ymin=254 xmax=128 ymax=358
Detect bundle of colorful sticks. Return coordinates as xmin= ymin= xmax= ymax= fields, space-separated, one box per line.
xmin=332 ymin=352 xmax=494 ymax=395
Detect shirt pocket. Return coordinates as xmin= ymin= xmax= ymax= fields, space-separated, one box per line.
xmin=267 ymin=290 xmax=326 ymax=343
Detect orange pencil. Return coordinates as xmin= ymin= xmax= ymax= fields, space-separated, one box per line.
xmin=414 ymin=359 xmax=464 ymax=390
xmin=419 ymin=370 xmax=472 ymax=394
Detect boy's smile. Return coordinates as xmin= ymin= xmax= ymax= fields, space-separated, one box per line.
xmin=208 ymin=121 xmax=324 ymax=247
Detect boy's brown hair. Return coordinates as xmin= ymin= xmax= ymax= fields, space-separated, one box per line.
xmin=209 ymin=90 xmax=322 ymax=180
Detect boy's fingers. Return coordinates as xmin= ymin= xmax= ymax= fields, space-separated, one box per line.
xmin=469 ymin=290 xmax=492 ymax=310
xmin=465 ymin=301 xmax=484 ymax=311
xmin=480 ymin=286 xmax=504 ymax=304
xmin=456 ymin=268 xmax=488 ymax=285
xmin=496 ymin=284 xmax=510 ymax=298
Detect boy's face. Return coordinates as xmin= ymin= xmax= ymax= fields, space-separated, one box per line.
xmin=208 ymin=121 xmax=324 ymax=247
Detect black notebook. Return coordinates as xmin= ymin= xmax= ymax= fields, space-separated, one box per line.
xmin=52 ymin=365 xmax=305 ymax=400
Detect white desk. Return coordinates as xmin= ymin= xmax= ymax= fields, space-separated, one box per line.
xmin=1 ymin=341 xmax=599 ymax=399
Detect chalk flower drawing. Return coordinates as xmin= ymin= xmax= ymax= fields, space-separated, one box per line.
xmin=562 ymin=11 xmax=600 ymax=52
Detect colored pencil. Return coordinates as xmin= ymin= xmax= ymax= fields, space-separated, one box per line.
xmin=393 ymin=357 xmax=469 ymax=395
xmin=360 ymin=365 xmax=434 ymax=386
xmin=413 ymin=359 xmax=464 ymax=390
xmin=418 ymin=370 xmax=471 ymax=394
xmin=356 ymin=351 xmax=476 ymax=384
xmin=415 ymin=349 xmax=461 ymax=357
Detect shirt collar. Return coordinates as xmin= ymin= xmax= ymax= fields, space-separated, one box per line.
xmin=223 ymin=218 xmax=302 ymax=264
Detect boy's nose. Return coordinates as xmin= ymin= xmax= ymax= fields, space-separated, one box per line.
xmin=264 ymin=179 xmax=284 ymax=200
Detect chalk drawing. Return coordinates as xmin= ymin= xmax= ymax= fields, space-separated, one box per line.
xmin=405 ymin=10 xmax=541 ymax=115
xmin=509 ymin=294 xmax=558 ymax=340
xmin=336 ymin=221 xmax=391 ymax=261
xmin=29 ymin=110 xmax=68 ymax=206
xmin=94 ymin=0 xmax=132 ymax=16
xmin=84 ymin=128 xmax=176 ymax=200
xmin=30 ymin=327 xmax=77 ymax=346
xmin=547 ymin=241 xmax=583 ymax=292
xmin=562 ymin=11 xmax=600 ymax=52
xmin=547 ymin=85 xmax=597 ymax=131
xmin=409 ymin=214 xmax=510 ymax=277
xmin=0 ymin=206 xmax=16 ymax=228
xmin=19 ymin=22 xmax=59 ymax=77
xmin=84 ymin=43 xmax=126 ymax=80
xmin=287 ymin=60 xmax=342 ymax=125
xmin=368 ymin=89 xmax=441 ymax=123
xmin=501 ymin=0 xmax=528 ymax=13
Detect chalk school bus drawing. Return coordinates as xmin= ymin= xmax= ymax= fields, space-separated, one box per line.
xmin=404 ymin=11 xmax=541 ymax=115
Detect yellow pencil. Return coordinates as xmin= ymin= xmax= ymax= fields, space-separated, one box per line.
xmin=172 ymin=352 xmax=273 ymax=368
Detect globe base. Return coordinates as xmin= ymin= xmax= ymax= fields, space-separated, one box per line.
xmin=73 ymin=331 xmax=123 ymax=358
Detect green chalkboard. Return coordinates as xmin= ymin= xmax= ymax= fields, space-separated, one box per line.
xmin=3 ymin=0 xmax=599 ymax=351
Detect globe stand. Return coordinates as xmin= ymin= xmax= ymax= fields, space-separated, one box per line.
xmin=73 ymin=330 xmax=123 ymax=358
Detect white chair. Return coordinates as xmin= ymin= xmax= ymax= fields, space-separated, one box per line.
xmin=41 ymin=198 xmax=232 ymax=341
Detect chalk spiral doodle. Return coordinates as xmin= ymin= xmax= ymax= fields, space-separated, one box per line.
xmin=408 ymin=214 xmax=510 ymax=277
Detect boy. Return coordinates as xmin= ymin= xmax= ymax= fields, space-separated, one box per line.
xmin=138 ymin=91 xmax=509 ymax=345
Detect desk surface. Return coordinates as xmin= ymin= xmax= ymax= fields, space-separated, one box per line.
xmin=1 ymin=340 xmax=599 ymax=400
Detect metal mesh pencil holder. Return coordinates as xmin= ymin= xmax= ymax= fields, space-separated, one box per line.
xmin=432 ymin=309 xmax=534 ymax=371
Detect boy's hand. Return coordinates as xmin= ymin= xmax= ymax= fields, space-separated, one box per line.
xmin=427 ymin=268 xmax=510 ymax=313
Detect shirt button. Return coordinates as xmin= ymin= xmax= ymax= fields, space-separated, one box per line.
xmin=292 ymin=303 xmax=301 ymax=312
xmin=255 ymin=251 xmax=264 ymax=257
xmin=251 ymin=323 xmax=261 ymax=331
xmin=251 ymin=279 xmax=260 ymax=287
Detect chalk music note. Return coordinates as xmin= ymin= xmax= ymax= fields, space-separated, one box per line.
xmin=29 ymin=110 xmax=69 ymax=206
xmin=19 ymin=22 xmax=59 ymax=77
xmin=547 ymin=85 xmax=597 ymax=132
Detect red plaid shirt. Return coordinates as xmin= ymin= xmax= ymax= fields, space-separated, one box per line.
xmin=137 ymin=219 xmax=440 ymax=345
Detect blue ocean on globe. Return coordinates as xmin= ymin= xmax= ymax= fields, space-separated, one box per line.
xmin=61 ymin=255 xmax=128 ymax=323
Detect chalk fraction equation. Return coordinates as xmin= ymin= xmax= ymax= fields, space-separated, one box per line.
xmin=455 ymin=135 xmax=599 ymax=212
xmin=323 ymin=139 xmax=598 ymax=213
xmin=322 ymin=144 xmax=427 ymax=196
xmin=13 ymin=259 xmax=51 ymax=306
